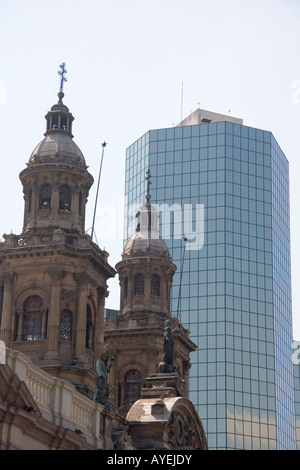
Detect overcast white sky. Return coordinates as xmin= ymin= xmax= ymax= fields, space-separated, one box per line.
xmin=1 ymin=0 xmax=300 ymax=337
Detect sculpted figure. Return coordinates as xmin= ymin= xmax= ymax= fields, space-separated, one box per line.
xmin=93 ymin=352 xmax=113 ymax=406
xmin=158 ymin=320 xmax=176 ymax=374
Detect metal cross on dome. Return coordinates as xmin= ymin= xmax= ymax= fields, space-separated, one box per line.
xmin=146 ymin=169 xmax=152 ymax=195
xmin=58 ymin=62 xmax=67 ymax=93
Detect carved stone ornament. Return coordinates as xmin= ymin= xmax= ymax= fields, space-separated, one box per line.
xmin=62 ymin=289 xmax=74 ymax=305
xmin=40 ymin=234 xmax=53 ymax=244
xmin=112 ymin=426 xmax=134 ymax=450
xmin=48 ymin=268 xmax=65 ymax=283
xmin=166 ymin=411 xmax=198 ymax=449
xmin=0 ymin=272 xmax=15 ymax=287
xmin=73 ymin=272 xmax=90 ymax=287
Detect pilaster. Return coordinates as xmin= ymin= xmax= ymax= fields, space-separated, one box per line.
xmin=73 ymin=272 xmax=90 ymax=365
xmin=44 ymin=268 xmax=65 ymax=362
xmin=0 ymin=272 xmax=15 ymax=346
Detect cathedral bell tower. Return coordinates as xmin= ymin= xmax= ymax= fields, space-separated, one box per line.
xmin=20 ymin=70 xmax=91 ymax=237
xmin=105 ymin=176 xmax=197 ymax=417
xmin=0 ymin=65 xmax=116 ymax=397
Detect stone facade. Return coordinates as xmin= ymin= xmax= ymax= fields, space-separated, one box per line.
xmin=0 ymin=347 xmax=113 ymax=450
xmin=0 ymin=86 xmax=207 ymax=450
xmin=0 ymin=91 xmax=115 ymax=397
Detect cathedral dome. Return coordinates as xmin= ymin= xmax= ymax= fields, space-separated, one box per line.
xmin=123 ymin=230 xmax=170 ymax=259
xmin=122 ymin=196 xmax=171 ymax=260
xmin=28 ymin=132 xmax=87 ymax=169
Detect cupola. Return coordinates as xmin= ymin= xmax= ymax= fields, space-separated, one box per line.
xmin=104 ymin=171 xmax=197 ymax=417
xmin=116 ymin=172 xmax=176 ymax=317
xmin=19 ymin=64 xmax=93 ymax=236
xmin=45 ymin=90 xmax=74 ymax=137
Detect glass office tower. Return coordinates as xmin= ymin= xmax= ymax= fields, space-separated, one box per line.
xmin=124 ymin=109 xmax=296 ymax=449
xmin=293 ymin=341 xmax=300 ymax=449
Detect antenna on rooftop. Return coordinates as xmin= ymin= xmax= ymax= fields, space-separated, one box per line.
xmin=180 ymin=81 xmax=184 ymax=122
xmin=91 ymin=142 xmax=107 ymax=241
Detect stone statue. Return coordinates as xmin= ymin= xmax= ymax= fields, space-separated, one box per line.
xmin=93 ymin=352 xmax=114 ymax=407
xmin=158 ymin=320 xmax=176 ymax=373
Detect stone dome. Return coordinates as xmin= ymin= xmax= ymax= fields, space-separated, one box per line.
xmin=123 ymin=230 xmax=170 ymax=259
xmin=122 ymin=197 xmax=171 ymax=260
xmin=28 ymin=132 xmax=87 ymax=169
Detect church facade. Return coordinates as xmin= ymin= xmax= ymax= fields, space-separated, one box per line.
xmin=0 ymin=71 xmax=207 ymax=450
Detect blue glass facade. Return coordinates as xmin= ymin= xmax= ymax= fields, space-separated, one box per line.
xmin=293 ymin=341 xmax=300 ymax=448
xmin=124 ymin=119 xmax=296 ymax=449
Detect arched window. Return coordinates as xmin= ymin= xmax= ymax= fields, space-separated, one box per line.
xmin=22 ymin=296 xmax=43 ymax=341
xmin=52 ymin=116 xmax=58 ymax=129
xmin=59 ymin=310 xmax=72 ymax=341
xmin=85 ymin=305 xmax=93 ymax=349
xmin=124 ymin=369 xmax=141 ymax=407
xmin=151 ymin=274 xmax=160 ymax=296
xmin=28 ymin=189 xmax=32 ymax=213
xmin=134 ymin=274 xmax=144 ymax=296
xmin=60 ymin=116 xmax=67 ymax=130
xmin=124 ymin=277 xmax=128 ymax=299
xmin=59 ymin=185 xmax=71 ymax=211
xmin=40 ymin=184 xmax=51 ymax=209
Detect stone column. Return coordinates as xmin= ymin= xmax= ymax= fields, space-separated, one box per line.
xmin=31 ymin=175 xmax=38 ymax=229
xmin=162 ymin=269 xmax=170 ymax=314
xmin=50 ymin=176 xmax=60 ymax=227
xmin=118 ymin=274 xmax=124 ymax=312
xmin=45 ymin=268 xmax=65 ymax=361
xmin=41 ymin=308 xmax=48 ymax=340
xmin=16 ymin=309 xmax=24 ymax=341
xmin=73 ymin=272 xmax=90 ymax=365
xmin=144 ymin=266 xmax=151 ymax=308
xmin=71 ymin=180 xmax=81 ymax=231
xmin=0 ymin=272 xmax=15 ymax=346
xmin=22 ymin=185 xmax=31 ymax=232
xmin=127 ymin=270 xmax=133 ymax=313
xmin=81 ymin=185 xmax=89 ymax=232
